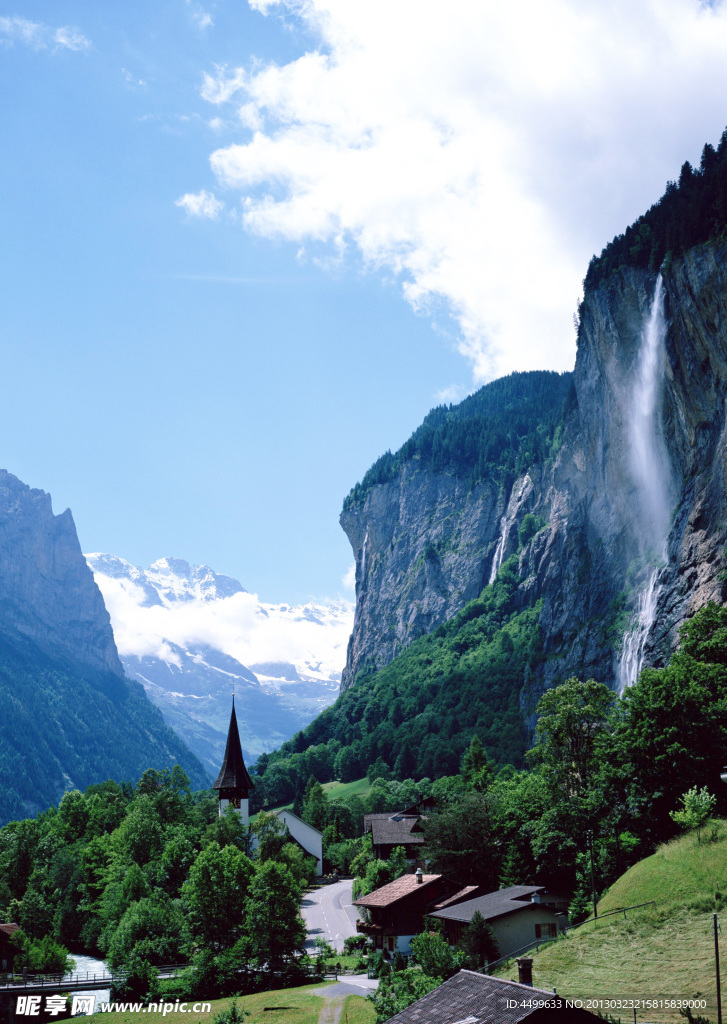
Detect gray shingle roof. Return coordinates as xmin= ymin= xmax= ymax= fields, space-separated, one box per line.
xmin=382 ymin=970 xmax=600 ymax=1023
xmin=212 ymin=700 xmax=254 ymax=793
xmin=365 ymin=813 xmax=427 ymax=847
xmin=430 ymin=886 xmax=545 ymax=924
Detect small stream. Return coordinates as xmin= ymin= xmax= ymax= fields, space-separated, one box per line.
xmin=63 ymin=953 xmax=110 ymax=1010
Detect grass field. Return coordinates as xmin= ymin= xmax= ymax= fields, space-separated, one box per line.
xmin=84 ymin=982 xmax=374 ymax=1024
xmin=321 ymin=778 xmax=372 ymax=802
xmin=341 ymin=993 xmax=376 ymax=1022
xmin=494 ymin=823 xmax=727 ymax=1022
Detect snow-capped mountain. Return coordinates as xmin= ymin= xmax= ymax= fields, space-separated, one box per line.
xmin=85 ymin=554 xmax=353 ymax=777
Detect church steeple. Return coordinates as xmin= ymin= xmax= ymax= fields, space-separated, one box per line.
xmin=212 ymin=698 xmax=254 ymax=824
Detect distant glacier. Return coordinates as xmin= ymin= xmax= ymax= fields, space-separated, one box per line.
xmin=86 ymin=553 xmax=353 ymax=777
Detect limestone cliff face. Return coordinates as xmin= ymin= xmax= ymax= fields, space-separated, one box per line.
xmin=0 ymin=470 xmax=124 ymax=677
xmin=340 ymin=240 xmax=727 ymax=697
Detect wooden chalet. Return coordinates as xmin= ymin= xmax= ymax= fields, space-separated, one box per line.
xmin=363 ymin=798 xmax=436 ymax=864
xmin=429 ymin=885 xmax=568 ymax=961
xmin=353 ymin=871 xmax=485 ymax=955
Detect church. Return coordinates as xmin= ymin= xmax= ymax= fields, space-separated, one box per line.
xmin=212 ymin=698 xmax=323 ymax=874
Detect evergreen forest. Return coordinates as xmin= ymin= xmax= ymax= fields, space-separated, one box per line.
xmin=343 ymin=370 xmax=573 ymax=510
xmin=0 ymin=632 xmax=208 ymax=825
xmin=585 ymin=125 xmax=727 ymax=289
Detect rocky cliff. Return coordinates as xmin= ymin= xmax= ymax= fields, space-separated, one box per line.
xmin=0 ymin=470 xmax=208 ymax=823
xmin=0 ymin=471 xmax=123 ymax=677
xmin=340 ymin=240 xmax=727 ymax=701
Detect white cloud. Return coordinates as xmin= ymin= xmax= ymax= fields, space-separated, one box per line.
xmin=0 ymin=16 xmax=90 ymax=51
xmin=186 ymin=1 xmax=214 ymax=31
xmin=196 ymin=0 xmax=727 ymax=381
xmin=175 ymin=188 xmax=224 ymax=218
xmin=342 ymin=563 xmax=355 ymax=590
xmin=122 ymin=68 xmax=147 ymax=87
xmin=93 ymin=571 xmax=354 ymax=681
xmin=53 ymin=26 xmax=91 ymax=51
xmin=436 ymin=384 xmax=466 ymax=406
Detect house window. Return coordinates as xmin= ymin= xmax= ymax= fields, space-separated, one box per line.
xmin=535 ymin=923 xmax=557 ymax=939
xmin=388 ymin=937 xmax=395 ymax=952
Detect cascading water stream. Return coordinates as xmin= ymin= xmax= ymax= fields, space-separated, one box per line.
xmin=617 ymin=274 xmax=672 ymax=691
xmin=488 ymin=516 xmax=507 ymax=584
xmin=616 ymin=563 xmax=662 ymax=692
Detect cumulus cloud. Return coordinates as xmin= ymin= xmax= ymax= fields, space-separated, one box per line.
xmin=175 ymin=188 xmax=224 ymax=218
xmin=0 ymin=16 xmax=90 ymax=51
xmin=94 ymin=572 xmax=353 ymax=680
xmin=197 ymin=0 xmax=727 ymax=381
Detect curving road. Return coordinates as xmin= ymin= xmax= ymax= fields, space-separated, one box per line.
xmin=301 ymin=879 xmax=361 ymax=953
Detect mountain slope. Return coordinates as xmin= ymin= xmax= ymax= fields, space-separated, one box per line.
xmin=86 ymin=554 xmax=350 ymax=775
xmin=253 ymin=131 xmax=727 ymax=806
xmin=0 ymin=471 xmax=207 ymax=824
xmin=495 ymin=826 xmax=727 ymax=1020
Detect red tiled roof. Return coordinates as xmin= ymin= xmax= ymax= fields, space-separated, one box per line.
xmin=0 ymin=923 xmax=19 ymax=937
xmin=353 ymin=874 xmax=442 ymax=908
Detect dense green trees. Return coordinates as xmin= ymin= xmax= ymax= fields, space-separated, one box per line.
xmin=585 ymin=127 xmax=727 ymax=289
xmin=252 ymin=555 xmax=541 ymax=809
xmin=0 ymin=766 xmax=310 ymax=997
xmin=343 ymin=370 xmax=573 ymax=509
xmin=0 ymin=634 xmax=207 ymax=825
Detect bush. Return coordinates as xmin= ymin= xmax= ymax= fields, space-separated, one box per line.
xmin=212 ymin=998 xmax=250 ymax=1024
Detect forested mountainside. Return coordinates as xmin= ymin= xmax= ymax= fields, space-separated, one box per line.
xmin=340 ymin=370 xmax=573 ymax=689
xmin=252 ymin=128 xmax=727 ymax=808
xmin=343 ymin=370 xmax=573 ymax=509
xmin=585 ymin=126 xmax=727 ymax=289
xmin=0 ymin=471 xmax=207 ymax=824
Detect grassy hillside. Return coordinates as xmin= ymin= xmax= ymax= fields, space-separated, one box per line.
xmin=495 ymin=824 xmax=727 ymax=1021
xmin=322 ymin=778 xmax=372 ymax=801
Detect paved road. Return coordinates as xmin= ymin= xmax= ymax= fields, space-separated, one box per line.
xmin=301 ymin=879 xmax=361 ymax=953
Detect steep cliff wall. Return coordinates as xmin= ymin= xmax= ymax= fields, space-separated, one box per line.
xmin=0 ymin=469 xmax=208 ymax=823
xmin=340 ymin=240 xmax=727 ymax=699
xmin=0 ymin=470 xmax=123 ymax=677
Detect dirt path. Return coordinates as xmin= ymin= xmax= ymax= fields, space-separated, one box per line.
xmin=317 ymin=996 xmax=344 ymax=1024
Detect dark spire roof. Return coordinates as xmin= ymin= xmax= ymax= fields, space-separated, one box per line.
xmin=212 ymin=700 xmax=254 ymax=793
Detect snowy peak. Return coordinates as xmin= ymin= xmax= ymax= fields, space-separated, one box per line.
xmin=86 ymin=553 xmax=246 ymax=605
xmin=85 ymin=552 xmax=353 ymax=774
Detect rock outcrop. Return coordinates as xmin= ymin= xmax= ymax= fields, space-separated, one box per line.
xmin=340 ymin=240 xmax=727 ymax=699
xmin=0 ymin=471 xmax=123 ymax=677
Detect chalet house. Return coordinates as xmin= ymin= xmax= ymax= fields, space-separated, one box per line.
xmin=429 ymin=885 xmax=568 ymax=962
xmin=363 ymin=798 xmax=437 ymax=864
xmin=353 ymin=872 xmax=486 ymax=955
xmin=382 ymin=968 xmax=606 ymax=1023
xmin=274 ymin=809 xmax=323 ymax=875
xmin=0 ymin=923 xmax=19 ymax=973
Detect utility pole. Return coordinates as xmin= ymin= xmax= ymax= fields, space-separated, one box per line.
xmin=586 ymin=829 xmax=597 ymax=920
xmin=715 ymin=913 xmax=722 ymax=1024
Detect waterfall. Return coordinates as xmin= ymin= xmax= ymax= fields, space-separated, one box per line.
xmin=628 ymin=275 xmax=672 ymax=542
xmin=617 ymin=274 xmax=671 ymax=691
xmin=488 ymin=516 xmax=507 ymax=584
xmin=616 ymin=564 xmax=662 ymax=691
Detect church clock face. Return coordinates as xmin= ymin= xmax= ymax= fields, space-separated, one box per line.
xmin=231 ymin=797 xmax=240 ymax=809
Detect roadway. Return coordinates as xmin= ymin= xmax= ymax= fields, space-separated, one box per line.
xmin=301 ymin=879 xmax=361 ymax=953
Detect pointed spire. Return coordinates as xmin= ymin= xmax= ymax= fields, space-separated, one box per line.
xmin=213 ymin=700 xmax=254 ymax=794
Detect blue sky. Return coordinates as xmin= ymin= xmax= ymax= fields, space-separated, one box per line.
xmin=4 ymin=0 xmax=727 ymax=603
